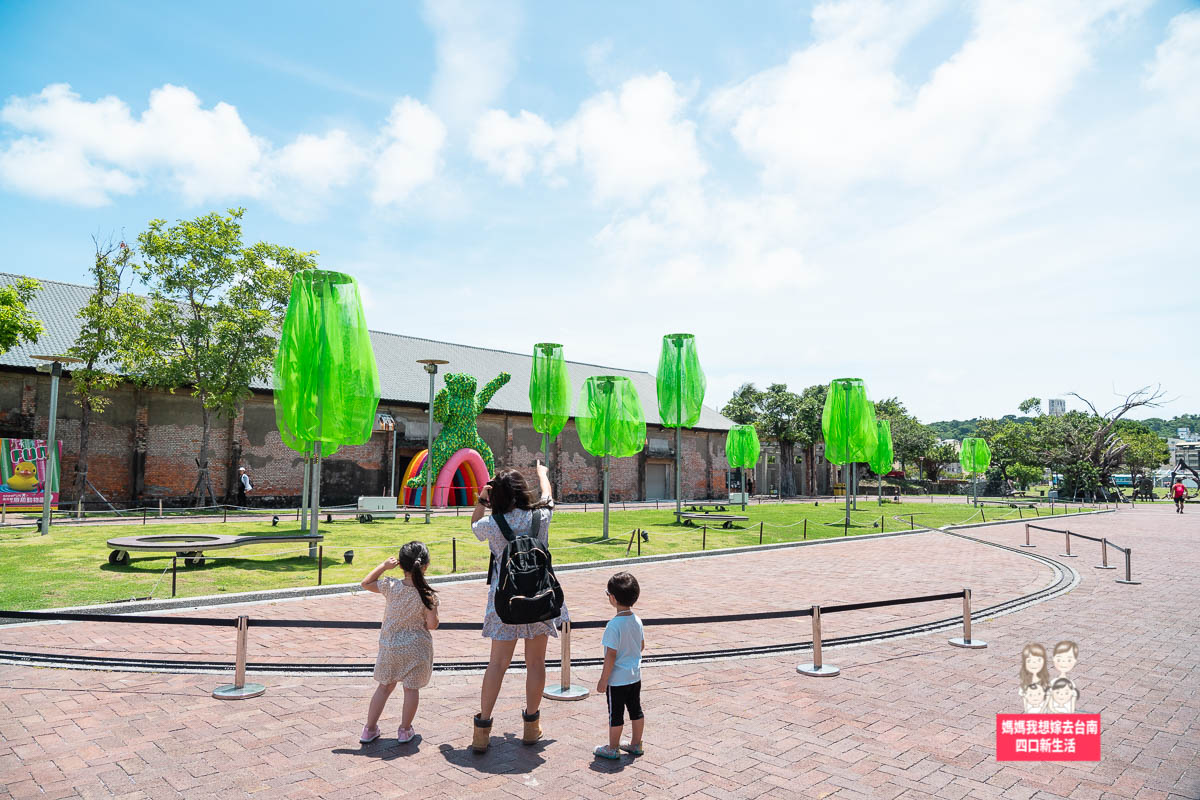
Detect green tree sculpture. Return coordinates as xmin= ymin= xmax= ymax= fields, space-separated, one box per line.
xmin=406 ymin=372 xmax=512 ymax=490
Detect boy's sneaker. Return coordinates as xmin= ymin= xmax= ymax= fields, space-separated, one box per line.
xmin=359 ymin=725 xmax=380 ymax=744
xmin=619 ymin=742 xmax=644 ymax=756
xmin=593 ymin=745 xmax=621 ymax=760
xmin=397 ymin=725 xmax=416 ymax=744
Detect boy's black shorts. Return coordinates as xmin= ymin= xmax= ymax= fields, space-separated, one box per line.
xmin=605 ymin=681 xmax=643 ymax=727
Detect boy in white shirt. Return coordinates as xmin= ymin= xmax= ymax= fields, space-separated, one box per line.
xmin=594 ymin=571 xmax=645 ymax=760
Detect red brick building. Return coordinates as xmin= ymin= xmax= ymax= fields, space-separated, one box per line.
xmin=0 ymin=274 xmax=733 ymax=507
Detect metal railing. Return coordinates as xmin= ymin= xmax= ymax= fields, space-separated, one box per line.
xmin=1023 ymin=524 xmax=1139 ymax=585
xmin=1 ymin=583 xmax=988 ymax=700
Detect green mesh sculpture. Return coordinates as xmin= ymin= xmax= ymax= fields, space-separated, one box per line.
xmin=577 ymin=375 xmax=645 ymax=539
xmin=868 ymin=419 xmax=894 ymax=477
xmin=959 ymin=437 xmax=991 ymax=475
xmin=577 ymin=375 xmax=646 ymax=458
xmin=868 ymin=419 xmax=894 ymax=505
xmin=530 ymin=343 xmax=570 ymax=460
xmin=821 ymin=379 xmax=877 ymax=464
xmin=406 ymin=372 xmax=512 ymax=490
xmin=274 ymin=270 xmax=380 ymax=455
xmin=822 ymin=378 xmax=877 ymax=524
xmin=656 ymin=333 xmax=705 ymax=427
xmin=960 ymin=437 xmax=991 ymax=505
xmin=726 ymin=423 xmax=760 ymax=510
xmin=657 ymin=333 xmax=705 ymax=511
xmin=726 ymin=424 xmax=761 ymax=469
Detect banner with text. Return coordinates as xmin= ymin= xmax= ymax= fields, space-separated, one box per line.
xmin=0 ymin=438 xmax=61 ymax=509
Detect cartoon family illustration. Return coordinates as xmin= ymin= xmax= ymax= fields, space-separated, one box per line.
xmin=1019 ymin=641 xmax=1080 ymax=713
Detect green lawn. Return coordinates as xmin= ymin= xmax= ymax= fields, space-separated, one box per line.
xmin=0 ymin=499 xmax=1091 ymax=610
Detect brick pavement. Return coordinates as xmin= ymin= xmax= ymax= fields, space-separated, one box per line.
xmin=0 ymin=530 xmax=1051 ymax=666
xmin=0 ymin=505 xmax=1196 ymax=799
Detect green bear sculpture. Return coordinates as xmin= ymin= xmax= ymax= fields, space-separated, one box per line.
xmin=406 ymin=371 xmax=512 ymax=492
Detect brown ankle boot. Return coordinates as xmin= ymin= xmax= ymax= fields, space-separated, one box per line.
xmin=471 ymin=714 xmax=492 ymax=753
xmin=521 ymin=708 xmax=542 ymax=745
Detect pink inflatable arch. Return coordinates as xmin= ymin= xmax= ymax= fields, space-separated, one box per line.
xmin=433 ymin=448 xmax=490 ymax=507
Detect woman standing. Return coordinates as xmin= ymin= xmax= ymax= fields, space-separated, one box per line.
xmin=469 ymin=461 xmax=566 ymax=753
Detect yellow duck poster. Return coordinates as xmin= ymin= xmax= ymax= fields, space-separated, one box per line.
xmin=0 ymin=438 xmax=61 ymax=510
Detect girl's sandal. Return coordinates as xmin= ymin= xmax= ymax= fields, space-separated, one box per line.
xmin=359 ymin=725 xmax=381 ymax=744
xmin=593 ymin=745 xmax=621 ymax=760
xmin=619 ymin=743 xmax=644 ymax=756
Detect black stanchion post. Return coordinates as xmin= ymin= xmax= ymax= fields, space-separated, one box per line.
xmin=452 ymin=537 xmax=457 ymax=573
xmin=637 ymin=529 xmax=641 ymax=556
xmin=702 ymin=524 xmax=706 ymax=551
xmin=172 ymin=557 xmax=177 ymax=597
xmin=1116 ymin=548 xmax=1139 ymax=585
xmin=318 ymin=545 xmax=323 ymax=586
xmin=803 ymin=518 xmax=807 ymax=539
xmin=143 ymin=508 xmax=147 ymax=526
xmin=880 ymin=514 xmax=884 ymax=532
xmin=759 ymin=521 xmax=764 ymax=544
xmin=223 ymin=506 xmax=228 ymax=523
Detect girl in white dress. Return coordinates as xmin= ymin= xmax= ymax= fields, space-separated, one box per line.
xmin=359 ymin=542 xmax=440 ymax=744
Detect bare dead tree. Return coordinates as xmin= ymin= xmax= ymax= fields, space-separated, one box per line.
xmin=1064 ymin=385 xmax=1169 ymax=475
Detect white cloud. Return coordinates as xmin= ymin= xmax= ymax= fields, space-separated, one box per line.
xmin=0 ymin=83 xmax=266 ymax=204
xmin=0 ymin=84 xmax=448 ymax=213
xmin=471 ymin=72 xmax=707 ymax=202
xmin=1145 ymin=10 xmax=1200 ymax=118
xmin=371 ymin=98 xmax=447 ymax=206
xmin=0 ymin=136 xmax=139 ymax=206
xmin=469 ymin=109 xmax=554 ymax=184
xmin=552 ymin=72 xmax=707 ymax=202
xmin=707 ymin=0 xmax=1145 ymax=186
xmin=423 ymin=0 xmax=522 ymax=131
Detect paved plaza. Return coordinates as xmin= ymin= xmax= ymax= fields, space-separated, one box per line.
xmin=1 ymin=505 xmax=1197 ymax=799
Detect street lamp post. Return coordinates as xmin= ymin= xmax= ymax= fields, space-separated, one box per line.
xmin=417 ymin=359 xmax=448 ymax=524
xmin=31 ymin=355 xmax=83 ymax=536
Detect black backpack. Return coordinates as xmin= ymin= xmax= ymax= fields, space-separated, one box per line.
xmin=489 ymin=510 xmax=565 ymax=625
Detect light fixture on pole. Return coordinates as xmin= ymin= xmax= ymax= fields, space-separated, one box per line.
xmin=417 ymin=359 xmax=448 ymax=524
xmin=31 ymin=355 xmax=83 ymax=536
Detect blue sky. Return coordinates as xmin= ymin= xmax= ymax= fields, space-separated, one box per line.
xmin=1 ymin=0 xmax=1197 ymax=422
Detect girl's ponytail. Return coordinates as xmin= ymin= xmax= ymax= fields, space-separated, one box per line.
xmin=398 ymin=541 xmax=437 ymax=609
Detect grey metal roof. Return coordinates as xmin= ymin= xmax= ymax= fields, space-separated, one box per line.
xmin=0 ymin=272 xmax=732 ymax=431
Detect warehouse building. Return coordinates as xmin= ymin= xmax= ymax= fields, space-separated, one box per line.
xmin=0 ymin=274 xmax=734 ymax=506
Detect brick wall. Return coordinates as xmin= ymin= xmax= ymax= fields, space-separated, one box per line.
xmin=0 ymin=368 xmax=731 ymax=507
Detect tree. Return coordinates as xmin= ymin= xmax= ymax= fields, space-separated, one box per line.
xmin=920 ymin=441 xmax=959 ymax=483
xmin=874 ymin=396 xmax=936 ymax=474
xmin=1118 ymin=423 xmax=1169 ymax=483
xmin=125 ymin=209 xmax=316 ymax=504
xmin=1018 ymin=397 xmax=1043 ymax=416
xmin=756 ymin=384 xmax=805 ymax=497
xmin=1007 ymin=463 xmax=1043 ymax=490
xmin=721 ymin=383 xmax=817 ymax=496
xmin=721 ymin=383 xmax=760 ymax=425
xmin=795 ymin=384 xmax=828 ymax=495
xmin=68 ymin=237 xmax=140 ymax=502
xmin=0 ymin=277 xmax=42 ymax=355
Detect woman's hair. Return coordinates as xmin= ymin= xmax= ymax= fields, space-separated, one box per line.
xmin=1020 ymin=643 xmax=1050 ymax=687
xmin=398 ymin=541 xmax=437 ymax=609
xmin=488 ymin=468 xmax=550 ymax=516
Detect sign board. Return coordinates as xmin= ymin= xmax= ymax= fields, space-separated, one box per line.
xmin=0 ymin=438 xmax=61 ymax=509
